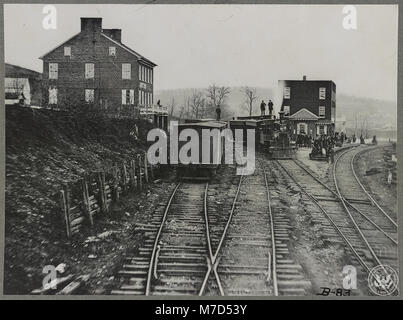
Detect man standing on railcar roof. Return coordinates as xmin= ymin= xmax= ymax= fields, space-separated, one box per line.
xmin=216 ymin=104 xmax=221 ymax=121
xmin=260 ymin=100 xmax=266 ymax=116
xmin=268 ymin=100 xmax=273 ymax=116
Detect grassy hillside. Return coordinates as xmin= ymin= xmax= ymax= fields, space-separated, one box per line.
xmin=5 ymin=106 xmax=155 ymax=293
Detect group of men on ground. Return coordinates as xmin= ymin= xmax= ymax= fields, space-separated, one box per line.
xmin=260 ymin=100 xmax=274 ymax=116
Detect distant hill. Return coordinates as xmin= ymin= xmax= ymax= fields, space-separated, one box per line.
xmin=155 ymin=87 xmax=396 ymax=130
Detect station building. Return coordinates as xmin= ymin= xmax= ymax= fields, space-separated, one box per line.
xmin=279 ymin=76 xmax=336 ymax=138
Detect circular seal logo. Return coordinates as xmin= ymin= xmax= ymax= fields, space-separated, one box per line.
xmin=368 ymin=265 xmax=399 ymax=296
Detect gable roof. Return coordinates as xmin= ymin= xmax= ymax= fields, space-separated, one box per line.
xmin=39 ymin=32 xmax=81 ymax=59
xmin=288 ymin=108 xmax=319 ymax=121
xmin=39 ymin=31 xmax=157 ymax=67
xmin=101 ymin=33 xmax=157 ymax=67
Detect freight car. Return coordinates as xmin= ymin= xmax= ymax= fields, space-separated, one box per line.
xmin=172 ymin=120 xmax=228 ymax=180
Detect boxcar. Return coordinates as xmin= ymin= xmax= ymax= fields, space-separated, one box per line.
xmin=173 ymin=120 xmax=228 ymax=180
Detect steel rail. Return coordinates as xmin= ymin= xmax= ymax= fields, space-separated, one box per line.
xmin=292 ymin=159 xmax=397 ymax=245
xmin=275 ymin=160 xmax=371 ymax=272
xmin=145 ymin=182 xmax=181 ymax=296
xmin=198 ymin=167 xmax=245 ymax=295
xmin=199 ymin=182 xmax=225 ymax=296
xmin=333 ymin=149 xmax=384 ymax=269
xmin=263 ymin=166 xmax=279 ymax=296
xmin=351 ymin=147 xmax=397 ymax=227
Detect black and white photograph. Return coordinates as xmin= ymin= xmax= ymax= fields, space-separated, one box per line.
xmin=2 ymin=2 xmax=399 ymax=298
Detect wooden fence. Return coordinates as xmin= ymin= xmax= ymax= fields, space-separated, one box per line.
xmin=59 ymin=152 xmax=160 ymax=239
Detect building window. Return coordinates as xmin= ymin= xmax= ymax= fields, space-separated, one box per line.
xmin=109 ymin=46 xmax=116 ymax=56
xmin=142 ymin=67 xmax=145 ymax=82
xmin=85 ymin=89 xmax=94 ymax=103
xmin=319 ymin=125 xmax=325 ymax=135
xmin=284 ymin=87 xmax=290 ymax=99
xmin=85 ymin=63 xmax=94 ymax=79
xmin=49 ymin=63 xmax=58 ymax=79
xmin=48 ymin=87 xmax=57 ymax=104
xmin=299 ymin=124 xmax=306 ymax=134
xmin=150 ymin=70 xmax=153 ymax=84
xmin=283 ymin=105 xmax=290 ymax=115
xmin=64 ymin=46 xmax=71 ymax=56
xmin=122 ymin=63 xmax=131 ymax=79
xmin=122 ymin=89 xmax=135 ymax=105
xmin=319 ymin=106 xmax=325 ymax=117
xmin=138 ymin=65 xmax=142 ymax=81
xmin=319 ymin=87 xmax=326 ymax=100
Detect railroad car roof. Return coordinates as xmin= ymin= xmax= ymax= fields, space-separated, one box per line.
xmin=229 ymin=119 xmax=259 ymax=127
xmin=178 ymin=121 xmax=228 ymax=129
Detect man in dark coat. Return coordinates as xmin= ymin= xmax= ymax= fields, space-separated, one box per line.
xmin=268 ymin=100 xmax=274 ymax=116
xmin=260 ymin=100 xmax=266 ymax=116
xmin=216 ymin=105 xmax=221 ymax=121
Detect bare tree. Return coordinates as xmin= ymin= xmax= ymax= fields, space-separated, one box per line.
xmin=206 ymin=84 xmax=231 ymax=118
xmin=242 ymin=86 xmax=259 ymax=116
xmin=168 ymin=97 xmax=176 ymax=117
xmin=189 ymin=90 xmax=206 ymax=119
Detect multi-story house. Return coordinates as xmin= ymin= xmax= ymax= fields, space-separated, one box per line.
xmin=279 ymin=76 xmax=336 ymax=138
xmin=40 ymin=17 xmax=161 ymax=120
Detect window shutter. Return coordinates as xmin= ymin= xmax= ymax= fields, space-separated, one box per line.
xmin=49 ymin=63 xmax=58 ymax=79
xmin=284 ymin=87 xmax=290 ymax=99
xmin=122 ymin=89 xmax=126 ymax=105
xmin=319 ymin=87 xmax=326 ymax=100
xmin=85 ymin=63 xmax=94 ymax=79
xmin=122 ymin=63 xmax=131 ymax=79
xmin=109 ymin=47 xmax=116 ymax=56
xmin=130 ymin=90 xmax=135 ymax=104
xmin=85 ymin=89 xmax=94 ymax=102
xmin=48 ymin=87 xmax=57 ymax=104
xmin=64 ymin=46 xmax=71 ymax=56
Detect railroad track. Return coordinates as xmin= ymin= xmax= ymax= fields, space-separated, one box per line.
xmin=112 ymin=182 xmax=210 ymax=295
xmin=201 ymin=162 xmax=311 ymax=296
xmin=112 ymin=160 xmax=313 ymax=296
xmin=333 ymin=147 xmax=398 ymax=270
xmin=274 ymin=148 xmax=398 ymax=291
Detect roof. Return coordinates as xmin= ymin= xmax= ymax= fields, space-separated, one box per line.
xmin=39 ymin=32 xmax=157 ymax=67
xmin=178 ymin=121 xmax=228 ymax=129
xmin=229 ymin=119 xmax=259 ymax=127
xmin=101 ymin=33 xmax=157 ymax=67
xmin=5 ymin=63 xmax=42 ymax=79
xmin=288 ymin=108 xmax=319 ymax=121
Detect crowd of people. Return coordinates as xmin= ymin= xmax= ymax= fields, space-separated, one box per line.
xmin=310 ymin=135 xmax=336 ymax=162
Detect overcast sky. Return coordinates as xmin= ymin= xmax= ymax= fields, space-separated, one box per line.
xmin=4 ymin=4 xmax=398 ymax=101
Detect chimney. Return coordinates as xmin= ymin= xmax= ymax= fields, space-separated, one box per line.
xmin=103 ymin=29 xmax=122 ymax=42
xmin=81 ymin=17 xmax=102 ymax=33
xmin=303 ymin=75 xmax=307 ymax=81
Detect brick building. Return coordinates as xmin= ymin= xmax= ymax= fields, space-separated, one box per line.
xmin=279 ymin=76 xmax=336 ymax=138
xmin=40 ymin=17 xmax=159 ymax=118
